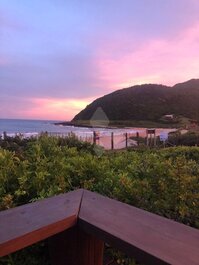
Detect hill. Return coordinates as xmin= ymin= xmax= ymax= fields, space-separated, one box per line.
xmin=71 ymin=79 xmax=199 ymax=127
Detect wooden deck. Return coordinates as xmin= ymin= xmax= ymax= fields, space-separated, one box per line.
xmin=0 ymin=189 xmax=199 ymax=265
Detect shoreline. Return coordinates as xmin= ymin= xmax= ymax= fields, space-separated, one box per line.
xmin=54 ymin=120 xmax=180 ymax=130
xmin=54 ymin=121 xmax=126 ymax=129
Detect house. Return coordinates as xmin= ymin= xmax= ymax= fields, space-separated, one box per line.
xmin=163 ymin=114 xmax=174 ymax=120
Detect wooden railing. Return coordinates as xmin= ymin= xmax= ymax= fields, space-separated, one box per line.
xmin=0 ymin=189 xmax=199 ymax=265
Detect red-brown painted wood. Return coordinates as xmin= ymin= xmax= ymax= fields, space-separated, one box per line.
xmin=1 ymin=189 xmax=199 ymax=265
xmin=0 ymin=189 xmax=83 ymax=257
xmin=79 ymin=190 xmax=199 ymax=265
xmin=49 ymin=226 xmax=104 ymax=265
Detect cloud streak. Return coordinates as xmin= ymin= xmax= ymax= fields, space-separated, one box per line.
xmin=96 ymin=22 xmax=199 ymax=88
xmin=0 ymin=95 xmax=95 ymax=120
xmin=29 ymin=97 xmax=95 ymax=120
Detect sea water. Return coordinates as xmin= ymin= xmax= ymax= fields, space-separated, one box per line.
xmin=0 ymin=119 xmax=139 ymax=138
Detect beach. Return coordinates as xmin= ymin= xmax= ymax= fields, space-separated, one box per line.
xmin=0 ymin=119 xmax=177 ymax=150
xmin=99 ymin=128 xmax=177 ymax=149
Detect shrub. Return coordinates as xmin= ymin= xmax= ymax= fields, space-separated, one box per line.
xmin=0 ymin=137 xmax=198 ymax=265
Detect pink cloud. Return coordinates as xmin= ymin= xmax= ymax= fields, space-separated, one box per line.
xmin=0 ymin=96 xmax=95 ymax=120
xmin=96 ymin=22 xmax=199 ymax=89
xmin=23 ymin=97 xmax=95 ymax=120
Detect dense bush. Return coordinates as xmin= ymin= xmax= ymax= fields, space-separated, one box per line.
xmin=168 ymin=131 xmax=199 ymax=146
xmin=0 ymin=136 xmax=199 ymax=264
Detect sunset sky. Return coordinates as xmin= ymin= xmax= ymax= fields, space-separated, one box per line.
xmin=1 ymin=0 xmax=199 ymax=120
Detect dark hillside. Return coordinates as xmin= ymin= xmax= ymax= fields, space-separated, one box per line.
xmin=72 ymin=79 xmax=199 ymax=126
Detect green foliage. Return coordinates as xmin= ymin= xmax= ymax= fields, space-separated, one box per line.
xmin=162 ymin=146 xmax=199 ymax=160
xmin=0 ymin=136 xmax=199 ymax=264
xmin=0 ymin=135 xmax=34 ymax=157
xmin=168 ymin=131 xmax=199 ymax=146
xmin=0 ymin=242 xmax=50 ymax=265
xmin=57 ymin=133 xmax=96 ymax=153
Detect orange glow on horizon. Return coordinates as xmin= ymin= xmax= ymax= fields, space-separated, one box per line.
xmin=22 ymin=97 xmax=95 ymax=120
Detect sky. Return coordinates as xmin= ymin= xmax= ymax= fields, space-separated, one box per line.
xmin=1 ymin=0 xmax=199 ymax=120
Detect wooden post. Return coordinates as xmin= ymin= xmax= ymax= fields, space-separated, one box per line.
xmin=93 ymin=131 xmax=96 ymax=145
xmin=49 ymin=227 xmax=104 ymax=265
xmin=3 ymin=131 xmax=7 ymax=140
xmin=150 ymin=133 xmax=152 ymax=147
xmin=125 ymin=133 xmax=128 ymax=148
xmin=146 ymin=129 xmax=156 ymax=147
xmin=146 ymin=130 xmax=148 ymax=146
xmin=111 ymin=132 xmax=114 ymax=150
xmin=154 ymin=131 xmax=156 ymax=146
xmin=136 ymin=132 xmax=140 ymax=146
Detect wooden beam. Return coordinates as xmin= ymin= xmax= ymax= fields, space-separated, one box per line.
xmin=125 ymin=133 xmax=128 ymax=148
xmin=49 ymin=227 xmax=104 ymax=265
xmin=111 ymin=132 xmax=114 ymax=150
xmin=79 ymin=190 xmax=199 ymax=265
xmin=0 ymin=189 xmax=83 ymax=257
xmin=1 ymin=189 xmax=199 ymax=265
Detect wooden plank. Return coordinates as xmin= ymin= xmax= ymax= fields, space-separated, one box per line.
xmin=49 ymin=226 xmax=104 ymax=265
xmin=0 ymin=189 xmax=83 ymax=257
xmin=79 ymin=190 xmax=199 ymax=265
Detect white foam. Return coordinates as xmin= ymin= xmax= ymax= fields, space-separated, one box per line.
xmin=1 ymin=132 xmax=39 ymax=139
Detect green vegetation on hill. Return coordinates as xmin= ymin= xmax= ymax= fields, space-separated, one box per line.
xmin=0 ymin=135 xmax=199 ymax=264
xmin=168 ymin=131 xmax=199 ymax=146
xmin=72 ymin=79 xmax=199 ymax=127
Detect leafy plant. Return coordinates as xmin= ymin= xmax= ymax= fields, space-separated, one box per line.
xmin=0 ymin=136 xmax=198 ymax=264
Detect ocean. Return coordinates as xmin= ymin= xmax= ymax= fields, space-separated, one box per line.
xmin=0 ymin=119 xmax=139 ymax=138
xmin=0 ymin=119 xmax=177 ymax=149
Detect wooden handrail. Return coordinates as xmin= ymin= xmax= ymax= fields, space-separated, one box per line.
xmin=0 ymin=189 xmax=83 ymax=257
xmin=0 ymin=189 xmax=199 ymax=265
xmin=79 ymin=190 xmax=199 ymax=265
